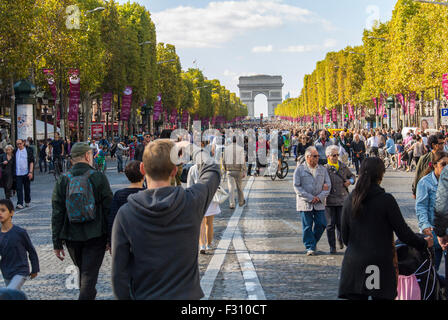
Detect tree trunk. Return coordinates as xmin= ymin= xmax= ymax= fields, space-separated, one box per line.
xmin=10 ymin=76 xmax=15 ymax=144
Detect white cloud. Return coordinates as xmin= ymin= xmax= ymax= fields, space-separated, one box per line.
xmin=152 ymin=0 xmax=334 ymax=48
xmin=281 ymin=38 xmax=338 ymax=53
xmin=252 ymin=45 xmax=273 ymax=53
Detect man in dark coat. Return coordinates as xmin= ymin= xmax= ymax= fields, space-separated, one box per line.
xmin=14 ymin=139 xmax=35 ymax=209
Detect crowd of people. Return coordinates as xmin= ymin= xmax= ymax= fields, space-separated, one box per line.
xmin=0 ymin=121 xmax=448 ymax=300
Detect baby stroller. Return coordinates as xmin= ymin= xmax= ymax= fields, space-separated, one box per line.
xmin=395 ymin=235 xmax=447 ymax=300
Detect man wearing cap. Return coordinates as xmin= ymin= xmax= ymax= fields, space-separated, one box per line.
xmin=51 ymin=143 xmax=113 ymax=300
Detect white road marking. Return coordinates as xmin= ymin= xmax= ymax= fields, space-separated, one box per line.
xmin=200 ymin=176 xmax=255 ymax=300
xmin=233 ymin=227 xmax=267 ymax=300
xmin=281 ymin=219 xmax=301 ymax=233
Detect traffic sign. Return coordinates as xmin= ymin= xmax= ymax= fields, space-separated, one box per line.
xmin=442 ymin=108 xmax=448 ymax=125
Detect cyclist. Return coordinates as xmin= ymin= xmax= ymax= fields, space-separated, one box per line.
xmin=95 ymin=145 xmax=107 ymax=172
xmin=276 ymin=131 xmax=285 ymax=174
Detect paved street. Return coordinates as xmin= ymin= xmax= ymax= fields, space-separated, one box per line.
xmin=0 ymin=158 xmax=421 ymax=300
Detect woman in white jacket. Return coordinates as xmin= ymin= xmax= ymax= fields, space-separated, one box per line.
xmin=187 ymin=143 xmax=222 ymax=254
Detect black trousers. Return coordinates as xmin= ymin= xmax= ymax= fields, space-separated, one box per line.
xmin=16 ymin=175 xmax=31 ymax=206
xmin=65 ymin=235 xmax=107 ymax=300
xmin=353 ymin=155 xmax=364 ymax=175
xmin=325 ymin=206 xmax=343 ymax=250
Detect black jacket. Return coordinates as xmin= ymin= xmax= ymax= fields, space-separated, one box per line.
xmin=0 ymin=153 xmax=15 ymax=189
xmin=339 ymin=184 xmax=427 ymax=300
xmin=351 ymin=140 xmax=366 ymax=158
xmin=134 ymin=143 xmax=145 ymax=162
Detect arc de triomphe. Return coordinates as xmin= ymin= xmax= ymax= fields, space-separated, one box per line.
xmin=238 ymin=75 xmax=283 ymax=118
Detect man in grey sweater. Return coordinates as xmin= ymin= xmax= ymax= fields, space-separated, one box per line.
xmin=111 ymin=139 xmax=220 ymax=300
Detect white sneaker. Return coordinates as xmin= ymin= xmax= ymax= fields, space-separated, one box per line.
xmin=306 ymin=250 xmax=315 ymax=256
xmin=206 ymin=244 xmax=212 ymax=251
xmin=199 ymin=246 xmax=206 ymax=254
xmin=16 ymin=204 xmax=24 ymax=209
xmin=25 ymin=203 xmax=30 ymax=207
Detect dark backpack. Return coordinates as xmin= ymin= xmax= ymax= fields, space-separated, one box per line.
xmin=180 ymin=162 xmax=194 ymax=183
xmin=65 ymin=170 xmax=96 ymax=223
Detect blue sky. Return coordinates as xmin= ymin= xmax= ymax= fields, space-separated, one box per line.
xmin=118 ymin=0 xmax=396 ymax=116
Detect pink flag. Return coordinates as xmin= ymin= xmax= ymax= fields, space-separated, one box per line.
xmin=43 ymin=69 xmax=57 ymax=101
xmin=121 ymin=86 xmax=133 ymax=121
xmin=102 ymin=92 xmax=113 ymax=113
xmin=443 ymin=74 xmax=448 ymax=100
xmin=410 ymin=92 xmax=416 ymax=116
xmin=68 ymin=69 xmax=80 ymax=122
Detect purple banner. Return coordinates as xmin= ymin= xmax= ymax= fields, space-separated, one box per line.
xmin=68 ymin=69 xmax=80 ymax=122
xmin=102 ymin=92 xmax=113 ymax=113
xmin=182 ymin=110 xmax=189 ymax=125
xmin=121 ymin=86 xmax=133 ymax=121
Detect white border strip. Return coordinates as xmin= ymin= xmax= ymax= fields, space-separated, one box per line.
xmin=200 ymin=176 xmax=255 ymax=300
xmin=233 ymin=228 xmax=266 ymax=300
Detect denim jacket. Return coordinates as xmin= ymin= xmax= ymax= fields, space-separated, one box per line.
xmin=293 ymin=163 xmax=331 ymax=212
xmin=415 ymin=172 xmax=438 ymax=232
xmin=435 ymin=166 xmax=448 ymax=236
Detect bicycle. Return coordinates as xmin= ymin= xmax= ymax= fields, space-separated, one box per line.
xmin=53 ymin=156 xmax=64 ymax=181
xmin=268 ymin=153 xmax=289 ymax=181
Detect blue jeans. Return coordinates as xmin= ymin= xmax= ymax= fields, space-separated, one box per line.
xmin=432 ymin=231 xmax=445 ymax=272
xmin=300 ymin=210 xmax=327 ymax=251
xmin=117 ymin=154 xmax=123 ymax=173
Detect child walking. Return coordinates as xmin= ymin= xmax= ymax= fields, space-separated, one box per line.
xmin=0 ymin=199 xmax=39 ymax=290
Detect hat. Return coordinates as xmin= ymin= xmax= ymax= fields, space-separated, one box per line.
xmin=70 ymin=143 xmax=92 ymax=158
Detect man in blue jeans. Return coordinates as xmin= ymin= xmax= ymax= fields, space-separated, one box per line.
xmin=293 ymin=146 xmax=331 ymax=256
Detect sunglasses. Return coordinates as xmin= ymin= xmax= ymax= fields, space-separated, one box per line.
xmin=331 ymin=154 xmax=339 ymax=157
xmin=309 ymin=155 xmax=319 ymax=158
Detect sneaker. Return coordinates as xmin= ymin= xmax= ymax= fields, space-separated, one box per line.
xmin=229 ymin=205 xmax=235 ymax=209
xmin=306 ymin=250 xmax=315 ymax=256
xmin=16 ymin=204 xmax=24 ymax=210
xmin=25 ymin=203 xmax=30 ymax=208
xmin=206 ymin=244 xmax=212 ymax=251
xmin=199 ymin=246 xmax=206 ymax=254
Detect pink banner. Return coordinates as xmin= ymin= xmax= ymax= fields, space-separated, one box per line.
xmin=373 ymin=97 xmax=378 ymax=115
xmin=396 ymin=94 xmax=407 ymax=115
xmin=319 ymin=114 xmax=323 ymax=124
xmin=43 ymin=69 xmax=57 ymax=101
xmin=68 ymin=69 xmax=80 ymax=122
xmin=361 ymin=106 xmax=366 ymax=118
xmin=410 ymin=92 xmax=416 ymax=116
xmin=121 ymin=86 xmax=132 ymax=121
xmin=153 ymin=93 xmax=162 ymax=121
xmin=348 ymin=104 xmax=355 ymax=120
xmin=170 ymin=109 xmax=178 ymax=124
xmin=102 ymin=92 xmax=113 ymax=113
xmin=443 ymin=74 xmax=448 ymax=100
xmin=325 ymin=110 xmax=330 ymax=123
xmin=331 ymin=109 xmax=337 ymax=122
xmin=182 ymin=110 xmax=189 ymax=125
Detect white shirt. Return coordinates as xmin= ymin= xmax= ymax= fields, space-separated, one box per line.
xmin=367 ymin=136 xmax=379 ymax=148
xmin=16 ymin=148 xmax=29 ymax=176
